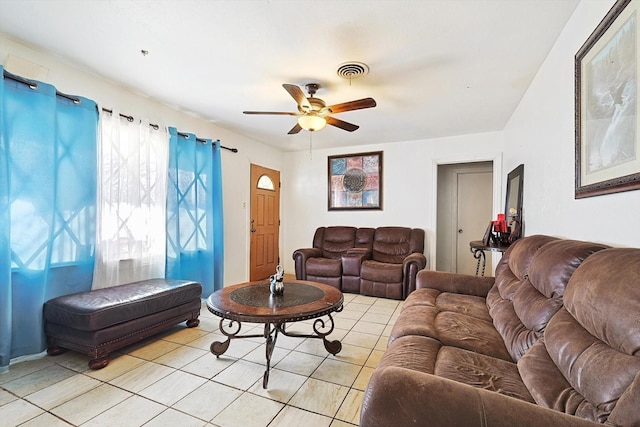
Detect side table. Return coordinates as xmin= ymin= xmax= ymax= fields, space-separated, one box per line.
xmin=469 ymin=240 xmax=509 ymax=276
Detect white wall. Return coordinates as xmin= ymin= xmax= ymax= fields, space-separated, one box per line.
xmin=503 ymin=0 xmax=640 ymax=248
xmin=0 ymin=34 xmax=284 ymax=286
xmin=281 ymin=132 xmax=504 ymax=273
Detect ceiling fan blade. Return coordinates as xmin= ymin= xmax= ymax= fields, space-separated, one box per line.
xmin=283 ymin=84 xmax=311 ymax=111
xmin=327 ymin=98 xmax=377 ymax=114
xmin=326 ymin=116 xmax=359 ymax=132
xmin=243 ymin=111 xmax=299 ymax=116
xmin=287 ymin=123 xmax=302 ymax=134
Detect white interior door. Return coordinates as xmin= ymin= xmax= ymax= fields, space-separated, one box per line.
xmin=456 ymin=171 xmax=493 ymax=275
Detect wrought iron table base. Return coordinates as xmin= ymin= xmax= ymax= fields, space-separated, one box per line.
xmin=210 ymin=312 xmax=342 ymax=388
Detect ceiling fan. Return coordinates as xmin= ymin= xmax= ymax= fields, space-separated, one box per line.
xmin=243 ymin=83 xmax=376 ymax=134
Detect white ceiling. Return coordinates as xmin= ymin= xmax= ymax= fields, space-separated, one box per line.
xmin=0 ymin=0 xmax=580 ymax=152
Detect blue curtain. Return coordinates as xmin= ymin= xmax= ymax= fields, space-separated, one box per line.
xmin=0 ymin=68 xmax=98 ymax=369
xmin=166 ymin=127 xmax=224 ymax=296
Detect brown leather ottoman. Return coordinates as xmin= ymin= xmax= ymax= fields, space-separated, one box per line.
xmin=44 ymin=278 xmax=202 ymax=369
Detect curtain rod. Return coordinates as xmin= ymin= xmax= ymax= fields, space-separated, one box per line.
xmin=101 ymin=107 xmax=160 ymax=130
xmin=3 ymin=69 xmax=81 ymax=104
xmin=177 ymin=132 xmax=238 ymax=153
xmin=3 ymin=70 xmax=238 ymax=154
xmin=102 ymin=109 xmax=238 ymax=153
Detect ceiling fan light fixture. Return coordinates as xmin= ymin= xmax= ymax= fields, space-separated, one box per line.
xmin=298 ymin=113 xmax=326 ymax=132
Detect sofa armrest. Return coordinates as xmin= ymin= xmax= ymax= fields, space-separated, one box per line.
xmin=416 ymin=269 xmax=494 ymax=298
xmin=342 ymin=249 xmax=371 ymax=277
xmin=292 ymin=248 xmax=322 ymax=279
xmin=360 ymin=366 xmax=601 ymax=427
xmin=402 ymin=252 xmax=427 ymax=297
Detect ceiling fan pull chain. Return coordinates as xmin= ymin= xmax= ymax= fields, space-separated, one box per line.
xmin=309 ymin=132 xmax=313 ymax=159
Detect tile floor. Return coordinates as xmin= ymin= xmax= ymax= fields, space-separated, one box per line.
xmin=0 ymin=292 xmax=401 ymax=427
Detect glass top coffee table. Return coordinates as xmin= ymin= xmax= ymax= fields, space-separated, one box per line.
xmin=206 ymin=279 xmax=343 ymax=388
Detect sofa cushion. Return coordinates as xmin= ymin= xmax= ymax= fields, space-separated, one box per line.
xmin=317 ymin=226 xmax=357 ymax=259
xmin=434 ymin=346 xmax=534 ymax=403
xmin=379 ymin=335 xmax=533 ymax=403
xmin=518 ymin=248 xmax=640 ymax=425
xmin=390 ymin=304 xmax=512 ymax=361
xmin=306 ymin=257 xmax=342 ymax=277
xmin=404 ymin=288 xmax=491 ymax=318
xmin=488 ymin=237 xmax=609 ymax=362
xmin=360 ymin=260 xmax=403 ymax=282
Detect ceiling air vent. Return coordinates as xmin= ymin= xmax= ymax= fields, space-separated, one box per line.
xmin=337 ymin=62 xmax=369 ymax=83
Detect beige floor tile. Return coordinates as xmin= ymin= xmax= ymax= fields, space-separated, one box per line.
xmin=372 ymin=298 xmax=400 ymax=308
xmin=0 ymin=387 xmax=17 ymax=406
xmin=82 ymin=395 xmax=165 ymax=427
xmin=0 ymin=399 xmax=44 ymax=426
xmin=2 ymin=364 xmax=76 ymax=397
xmin=269 ymin=405 xmax=332 ymax=427
xmin=48 ymin=351 xmax=90 ymax=373
xmin=196 ymin=317 xmax=221 ymax=332
xmin=329 ymin=344 xmax=372 ymax=366
xmin=154 ymin=345 xmax=208 ymax=369
xmin=311 ymin=359 xmax=362 ymax=387
xmin=212 ymin=392 xmax=283 ymax=427
xmin=353 ymin=366 xmax=375 ymax=391
xmin=0 ymin=357 xmax=55 ymax=385
xmin=367 ymin=305 xmax=396 ymax=315
xmin=25 ymin=373 xmax=101 ymax=410
xmin=181 ymin=353 xmax=236 ymax=379
xmin=382 ymin=324 xmax=394 ymax=337
xmin=222 ymin=337 xmax=262 ymax=359
xmin=143 ymin=408 xmax=207 ymax=427
xmin=342 ymin=331 xmax=379 ymax=349
xmin=213 ymin=359 xmax=265 ymax=390
xmin=109 ymin=361 xmax=174 ymax=393
xmin=351 ymin=320 xmax=385 ymax=335
xmin=173 ymin=381 xmax=242 ymax=422
xmin=185 ymin=332 xmax=226 ymax=351
xmin=364 ymin=350 xmax=385 ymax=368
xmin=334 ymin=310 xmax=364 ymax=321
xmin=335 ymin=388 xmax=364 ymax=424
xmin=85 ymin=354 xmax=146 ymax=382
xmin=50 ymin=383 xmax=131 ymax=425
xmin=19 ymin=411 xmax=73 ymax=426
xmin=127 ymin=339 xmax=181 ymax=361
xmin=289 ymin=378 xmax=349 ymax=417
xmin=139 ymin=370 xmax=207 ymax=406
xmin=248 ymin=368 xmax=307 ymax=403
xmin=333 ymin=317 xmax=358 ymax=331
xmin=243 ymin=344 xmax=289 ymax=366
xmin=330 ymin=420 xmax=357 ymax=427
xmin=274 ymin=350 xmax=325 ymax=377
xmin=359 ymin=312 xmax=391 ymax=324
xmin=352 ymin=296 xmax=377 ymax=305
xmin=344 ymin=303 xmax=370 ymax=313
xmin=374 ymin=336 xmax=388 ymax=351
xmin=295 ymin=338 xmax=334 ymax=357
xmin=161 ymin=326 xmax=210 ymax=345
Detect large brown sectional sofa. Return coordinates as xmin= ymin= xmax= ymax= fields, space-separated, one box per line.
xmin=293 ymin=226 xmax=426 ymax=300
xmin=361 ymin=235 xmax=640 ymax=426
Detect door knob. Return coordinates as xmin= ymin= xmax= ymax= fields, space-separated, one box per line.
xmin=250 ymin=219 xmax=256 ymax=233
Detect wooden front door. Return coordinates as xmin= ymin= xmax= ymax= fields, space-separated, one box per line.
xmin=250 ymin=164 xmax=280 ymax=281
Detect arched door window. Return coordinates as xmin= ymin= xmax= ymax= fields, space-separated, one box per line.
xmin=257 ymin=174 xmax=275 ymax=190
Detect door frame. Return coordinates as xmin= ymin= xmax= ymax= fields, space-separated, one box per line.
xmin=249 ymin=163 xmax=281 ymax=281
xmin=431 ymin=152 xmax=503 ymax=273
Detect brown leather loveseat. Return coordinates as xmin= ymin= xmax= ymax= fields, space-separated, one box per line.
xmin=361 ymin=235 xmax=640 ymax=426
xmin=293 ymin=226 xmax=426 ymax=299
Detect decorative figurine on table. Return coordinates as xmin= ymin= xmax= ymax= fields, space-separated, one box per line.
xmin=269 ymin=265 xmax=285 ymax=296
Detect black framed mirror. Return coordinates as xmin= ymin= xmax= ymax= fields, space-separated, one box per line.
xmin=505 ymin=164 xmax=524 ymax=241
